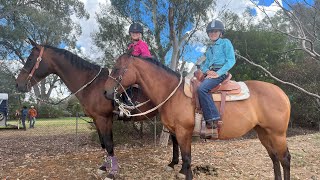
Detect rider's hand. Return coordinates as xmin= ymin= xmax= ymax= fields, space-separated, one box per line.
xmin=205 ymin=70 xmax=219 ymax=79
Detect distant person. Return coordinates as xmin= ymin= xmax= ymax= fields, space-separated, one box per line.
xmin=28 ymin=105 xmax=37 ymax=128
xmin=15 ymin=109 xmax=20 ymax=120
xmin=20 ymin=106 xmax=28 ymax=130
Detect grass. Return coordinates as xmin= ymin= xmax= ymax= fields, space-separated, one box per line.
xmin=0 ymin=117 xmax=95 ymax=137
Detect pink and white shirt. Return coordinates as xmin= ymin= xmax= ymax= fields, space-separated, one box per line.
xmin=127 ymin=39 xmax=151 ymax=57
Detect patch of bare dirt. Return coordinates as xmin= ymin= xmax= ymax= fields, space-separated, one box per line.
xmin=0 ymin=129 xmax=319 ymax=180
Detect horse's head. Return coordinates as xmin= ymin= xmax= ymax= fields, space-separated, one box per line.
xmin=16 ymin=39 xmax=53 ymax=92
xmin=104 ymin=54 xmax=137 ymax=100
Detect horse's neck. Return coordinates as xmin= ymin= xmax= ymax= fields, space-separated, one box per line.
xmin=136 ymin=60 xmax=180 ymax=104
xmin=52 ymin=56 xmax=101 ymax=93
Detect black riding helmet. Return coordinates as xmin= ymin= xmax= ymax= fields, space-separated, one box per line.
xmin=129 ymin=23 xmax=143 ymax=35
xmin=206 ymin=19 xmax=224 ymax=35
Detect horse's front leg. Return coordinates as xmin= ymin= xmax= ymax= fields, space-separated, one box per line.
xmin=166 ymin=134 xmax=180 ymax=171
xmin=176 ymin=129 xmax=193 ymax=180
xmin=96 ymin=116 xmax=119 ymax=179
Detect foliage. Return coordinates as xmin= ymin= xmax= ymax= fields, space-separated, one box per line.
xmin=37 ymin=104 xmax=64 ymax=118
xmin=276 ymin=58 xmax=320 ymax=127
xmin=64 ymin=96 xmax=84 ymax=116
xmin=0 ymin=0 xmax=89 ymax=103
xmin=227 ymin=29 xmax=304 ymax=82
xmin=223 ymin=10 xmax=319 ymax=128
xmin=94 ymin=0 xmax=215 ymax=69
xmin=0 ymin=63 xmax=24 ymax=119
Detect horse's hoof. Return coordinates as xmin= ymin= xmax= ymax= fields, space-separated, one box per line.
xmin=165 ymin=166 xmax=174 ymax=171
xmin=97 ymin=169 xmax=106 ymax=175
xmin=104 ymin=173 xmax=115 ymax=180
xmin=176 ymin=173 xmax=186 ymax=179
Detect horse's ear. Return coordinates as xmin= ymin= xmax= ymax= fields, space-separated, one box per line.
xmin=28 ymin=38 xmax=39 ymax=48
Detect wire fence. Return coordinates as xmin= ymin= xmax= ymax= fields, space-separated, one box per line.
xmin=0 ymin=115 xmax=95 ymax=151
xmin=0 ymin=113 xmax=164 ymax=153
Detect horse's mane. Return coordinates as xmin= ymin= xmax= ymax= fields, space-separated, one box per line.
xmin=125 ymin=54 xmax=180 ymax=77
xmin=44 ymin=45 xmax=101 ymax=72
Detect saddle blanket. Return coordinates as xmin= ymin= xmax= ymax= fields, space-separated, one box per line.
xmin=184 ymin=80 xmax=250 ymax=102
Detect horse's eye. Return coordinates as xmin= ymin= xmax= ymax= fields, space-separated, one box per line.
xmin=113 ymin=68 xmax=119 ymax=73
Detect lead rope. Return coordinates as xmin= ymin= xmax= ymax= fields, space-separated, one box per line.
xmin=36 ymin=67 xmax=102 ymax=105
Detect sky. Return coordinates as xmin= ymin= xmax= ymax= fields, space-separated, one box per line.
xmin=73 ymin=0 xmax=313 ymax=65
xmin=10 ymin=0 xmax=313 ymax=100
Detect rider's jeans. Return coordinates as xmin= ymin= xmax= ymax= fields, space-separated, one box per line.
xmin=197 ymin=74 xmax=226 ymax=122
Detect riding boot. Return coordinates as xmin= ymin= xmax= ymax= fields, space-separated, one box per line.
xmin=206 ymin=121 xmax=218 ymax=129
xmin=200 ymin=121 xmax=219 ymax=139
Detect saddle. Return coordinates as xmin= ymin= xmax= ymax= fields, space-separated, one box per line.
xmin=190 ymin=69 xmax=245 ymax=114
xmin=184 ymin=69 xmax=250 ymax=138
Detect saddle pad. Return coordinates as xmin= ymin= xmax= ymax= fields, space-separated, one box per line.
xmin=184 ymin=79 xmax=250 ymax=102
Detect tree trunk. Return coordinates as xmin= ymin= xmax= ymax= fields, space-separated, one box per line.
xmin=159 ymin=126 xmax=170 ymax=147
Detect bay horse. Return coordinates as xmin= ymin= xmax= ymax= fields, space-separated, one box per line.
xmin=15 ymin=40 xmax=156 ymax=179
xmin=104 ymin=54 xmax=291 ymax=180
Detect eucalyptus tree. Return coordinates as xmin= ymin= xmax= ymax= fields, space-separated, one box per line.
xmin=242 ymin=0 xmax=320 ymax=127
xmin=94 ymin=0 xmax=215 ymax=71
xmin=0 ymin=0 xmax=88 ymax=101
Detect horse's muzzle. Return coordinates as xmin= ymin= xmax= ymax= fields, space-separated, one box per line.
xmin=104 ymin=90 xmax=114 ymax=100
xmin=15 ymin=82 xmax=28 ymax=92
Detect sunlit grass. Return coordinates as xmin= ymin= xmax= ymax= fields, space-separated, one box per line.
xmin=0 ymin=117 xmax=94 ymax=137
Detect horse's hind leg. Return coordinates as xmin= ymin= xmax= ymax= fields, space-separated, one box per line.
xmin=281 ymin=148 xmax=291 ymax=180
xmin=167 ymin=134 xmax=180 ymax=170
xmin=255 ymin=127 xmax=290 ymax=180
xmin=269 ymin=135 xmax=291 ymax=180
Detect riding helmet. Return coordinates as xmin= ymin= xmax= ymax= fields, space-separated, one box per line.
xmin=206 ymin=19 xmax=225 ymax=34
xmin=129 ymin=23 xmax=143 ymax=35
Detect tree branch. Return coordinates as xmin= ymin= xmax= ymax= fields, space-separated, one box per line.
xmin=236 ymin=53 xmax=320 ymax=99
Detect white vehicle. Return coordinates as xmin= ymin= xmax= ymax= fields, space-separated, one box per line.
xmin=0 ymin=93 xmax=8 ymax=126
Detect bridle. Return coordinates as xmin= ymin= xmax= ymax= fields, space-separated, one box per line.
xmin=27 ymin=46 xmax=44 ymax=81
xmin=20 ymin=46 xmax=44 ymax=91
xmin=21 ymin=46 xmax=102 ymax=105
xmin=107 ymin=57 xmax=183 ymax=117
xmin=108 ymin=68 xmax=128 ymax=97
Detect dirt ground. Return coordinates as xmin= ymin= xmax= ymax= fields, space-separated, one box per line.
xmin=0 ymin=128 xmax=319 ymax=180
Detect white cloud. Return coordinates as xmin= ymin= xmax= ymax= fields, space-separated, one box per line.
xmin=73 ymin=0 xmax=283 ymax=64
xmin=72 ymin=0 xmax=110 ymax=63
xmin=212 ymin=0 xmax=282 ymax=23
xmin=190 ymin=0 xmax=283 ymax=53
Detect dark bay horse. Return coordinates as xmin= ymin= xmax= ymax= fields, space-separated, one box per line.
xmin=15 ymin=40 xmax=156 ymax=179
xmin=104 ymin=54 xmax=291 ymax=180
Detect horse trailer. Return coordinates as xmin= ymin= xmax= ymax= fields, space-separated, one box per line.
xmin=0 ymin=93 xmax=8 ymax=126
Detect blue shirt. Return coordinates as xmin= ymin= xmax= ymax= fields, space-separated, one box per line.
xmin=200 ymin=38 xmax=236 ymax=76
xmin=21 ymin=109 xmax=28 ymax=117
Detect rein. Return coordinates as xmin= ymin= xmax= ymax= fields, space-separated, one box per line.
xmin=37 ymin=67 xmax=102 ymax=105
xmin=108 ymin=70 xmax=183 ymax=117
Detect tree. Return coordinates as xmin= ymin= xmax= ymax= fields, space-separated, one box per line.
xmin=0 ymin=0 xmax=89 ymax=102
xmin=94 ymin=0 xmax=215 ymax=70
xmin=0 ymin=62 xmax=23 ymax=118
xmin=235 ymin=0 xmax=320 ymax=127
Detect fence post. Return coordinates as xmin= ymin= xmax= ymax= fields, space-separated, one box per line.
xmin=76 ymin=112 xmax=79 ymax=152
xmin=159 ymin=126 xmax=170 ymax=147
xmin=154 ymin=117 xmax=157 ymax=147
